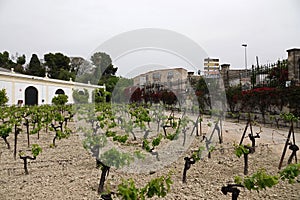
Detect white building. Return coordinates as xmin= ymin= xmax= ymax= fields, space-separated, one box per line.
xmin=0 ymin=68 xmax=105 ymax=105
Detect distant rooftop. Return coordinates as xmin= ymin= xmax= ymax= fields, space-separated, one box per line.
xmin=286 ymin=48 xmax=300 ymax=52
xmin=134 ymin=67 xmax=187 ymax=77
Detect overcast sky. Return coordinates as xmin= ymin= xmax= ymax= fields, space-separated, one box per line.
xmin=0 ymin=0 xmax=299 ymax=77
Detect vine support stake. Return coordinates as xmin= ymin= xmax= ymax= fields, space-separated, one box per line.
xmin=207 ymin=116 xmax=222 ymax=145
xmin=279 ymin=120 xmax=295 ymax=169
xmin=239 ymin=113 xmax=253 ymax=145
xmin=190 ymin=113 xmax=202 ymax=136
xmin=287 ymin=144 xmax=299 ymax=164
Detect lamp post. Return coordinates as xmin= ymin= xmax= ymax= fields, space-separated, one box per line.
xmin=242 ymin=44 xmax=247 ymax=76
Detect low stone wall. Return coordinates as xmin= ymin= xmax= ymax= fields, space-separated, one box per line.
xmin=230 ymin=112 xmax=300 ymax=129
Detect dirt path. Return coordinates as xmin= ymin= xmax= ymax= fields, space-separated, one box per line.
xmin=0 ymin=118 xmax=299 ymax=200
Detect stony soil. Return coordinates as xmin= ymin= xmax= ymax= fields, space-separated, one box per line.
xmin=1 ymin=117 xmax=300 ymax=200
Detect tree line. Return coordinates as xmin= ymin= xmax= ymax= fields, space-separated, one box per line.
xmin=0 ymin=51 xmax=133 ymax=94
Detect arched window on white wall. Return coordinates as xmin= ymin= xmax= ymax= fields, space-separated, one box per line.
xmin=55 ymin=89 xmax=65 ymax=95
xmin=78 ymin=90 xmax=84 ymax=95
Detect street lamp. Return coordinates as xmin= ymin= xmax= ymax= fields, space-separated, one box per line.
xmin=242 ymin=44 xmax=248 ymax=75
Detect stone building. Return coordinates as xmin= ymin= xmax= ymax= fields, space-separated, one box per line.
xmin=133 ymin=67 xmax=188 ymax=91
xmin=287 ymin=48 xmax=300 ymax=84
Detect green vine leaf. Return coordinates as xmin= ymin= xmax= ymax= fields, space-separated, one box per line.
xmin=152 ymin=134 xmax=163 ymax=147
xmin=279 ymin=163 xmax=300 ymax=184
xmin=192 ymin=146 xmax=205 ymax=161
xmin=99 ymin=148 xmax=133 ymax=169
xmin=280 ymin=112 xmax=299 ymax=122
xmin=234 ymin=144 xmax=250 ymax=158
xmin=31 ymin=144 xmax=42 ymax=157
xmin=234 ymin=169 xmax=280 ymax=192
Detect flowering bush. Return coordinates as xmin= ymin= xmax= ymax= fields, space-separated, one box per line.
xmin=226 ymin=86 xmax=242 ymax=113
xmin=161 ymin=90 xmax=177 ymax=105
xmin=130 ymin=87 xmax=143 ymax=103
xmin=124 ymin=86 xmax=178 ymax=106
xmin=238 ymin=87 xmax=277 ymax=123
xmin=228 ymin=86 xmax=300 ymax=121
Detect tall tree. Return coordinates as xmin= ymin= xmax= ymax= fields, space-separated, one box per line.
xmin=89 ymin=52 xmax=118 ymax=84
xmin=70 ymin=57 xmax=85 ymax=75
xmin=194 ymin=77 xmax=210 ymax=111
xmin=27 ymin=54 xmax=45 ymax=77
xmin=100 ymin=75 xmax=119 ymax=93
xmin=16 ymin=54 xmax=26 ymax=65
xmin=73 ymin=57 xmax=95 ymax=83
xmin=70 ymin=57 xmax=90 ymax=82
xmin=44 ymin=52 xmax=71 ymax=80
xmin=90 ymin=52 xmax=118 ymax=92
xmin=0 ymin=51 xmax=15 ymax=69
xmin=112 ymin=77 xmax=133 ymax=103
xmin=14 ymin=54 xmax=26 ymax=73
xmin=91 ymin=52 xmax=116 ymax=75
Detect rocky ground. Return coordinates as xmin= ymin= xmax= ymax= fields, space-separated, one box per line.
xmin=0 ymin=117 xmax=300 ymax=200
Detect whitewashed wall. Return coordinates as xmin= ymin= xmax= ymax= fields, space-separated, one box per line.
xmin=0 ymin=71 xmax=104 ymax=105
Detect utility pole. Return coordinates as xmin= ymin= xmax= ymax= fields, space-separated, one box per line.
xmin=242 ymin=44 xmax=247 ymax=76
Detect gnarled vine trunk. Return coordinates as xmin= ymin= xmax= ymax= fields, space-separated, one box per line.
xmin=182 ymin=157 xmax=195 ymax=183
xmin=243 ymin=153 xmax=248 ymax=175
xmin=2 ymin=136 xmax=10 ymax=149
xmin=20 ymin=155 xmax=36 ymax=175
xmin=98 ymin=162 xmax=110 ymax=194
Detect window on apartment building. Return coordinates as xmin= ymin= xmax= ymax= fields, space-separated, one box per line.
xmin=167 ymin=71 xmax=174 ymax=79
xmin=152 ymin=72 xmax=161 ymax=81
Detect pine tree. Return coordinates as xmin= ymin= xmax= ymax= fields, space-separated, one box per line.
xmin=27 ymin=54 xmax=45 ymax=77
